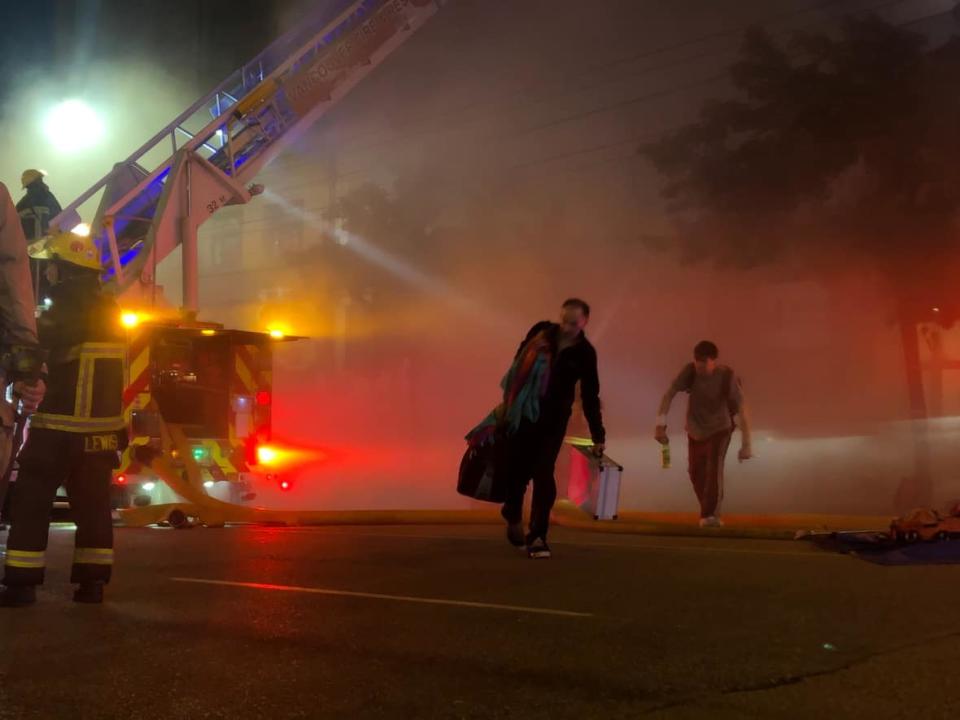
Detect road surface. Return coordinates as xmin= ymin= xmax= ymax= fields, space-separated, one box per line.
xmin=1 ymin=524 xmax=958 ymax=718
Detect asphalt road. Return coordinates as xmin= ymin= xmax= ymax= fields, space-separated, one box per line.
xmin=0 ymin=523 xmax=958 ymax=719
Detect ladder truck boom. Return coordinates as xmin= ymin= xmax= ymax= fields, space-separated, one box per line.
xmin=49 ymin=0 xmax=442 ymax=310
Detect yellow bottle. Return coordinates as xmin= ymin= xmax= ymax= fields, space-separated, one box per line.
xmin=660 ymin=440 xmax=671 ymax=469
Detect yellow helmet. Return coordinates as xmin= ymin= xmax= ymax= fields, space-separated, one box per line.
xmin=21 ymin=169 xmax=44 ymax=189
xmin=29 ymin=228 xmax=101 ymax=271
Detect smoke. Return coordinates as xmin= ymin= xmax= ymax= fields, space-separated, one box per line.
xmin=212 ymin=0 xmax=960 ymax=516
xmin=6 ymin=0 xmax=956 ymax=517
xmin=225 ymin=169 xmax=930 ymax=515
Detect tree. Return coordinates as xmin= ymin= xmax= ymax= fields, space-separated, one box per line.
xmin=642 ymin=16 xmax=960 ymax=507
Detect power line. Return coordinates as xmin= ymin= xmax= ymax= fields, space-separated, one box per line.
xmin=227 ymin=0 xmax=948 ymax=239
xmin=462 ymin=2 xmax=947 ymax=168
xmin=507 ymin=72 xmax=727 ymax=141
xmin=329 ymin=0 xmax=914 ymax=153
xmin=331 ymin=0 xmax=866 ymax=150
xmin=506 ymin=136 xmax=644 ymax=174
xmin=212 ymin=1 xmax=958 ymax=271
xmin=589 ymin=0 xmax=854 ymax=73
xmin=497 ymin=3 xmax=956 ymax=183
xmin=284 ymin=67 xmax=724 ymax=188
xmin=275 ymin=0 xmax=922 ymax=180
xmin=246 ymin=0 xmax=943 ymax=214
xmin=465 ymin=0 xmax=922 ymax=150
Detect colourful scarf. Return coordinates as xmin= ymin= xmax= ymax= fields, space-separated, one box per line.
xmin=466 ymin=330 xmax=552 ymax=447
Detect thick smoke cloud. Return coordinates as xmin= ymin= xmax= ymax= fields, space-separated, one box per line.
xmin=7 ymin=0 xmax=959 ymax=515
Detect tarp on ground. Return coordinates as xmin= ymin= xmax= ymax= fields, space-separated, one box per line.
xmin=806 ymin=532 xmax=960 ymax=565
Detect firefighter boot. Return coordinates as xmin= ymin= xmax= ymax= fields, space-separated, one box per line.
xmin=73 ymin=582 xmax=104 ymax=604
xmin=0 ymin=585 xmax=37 ymax=607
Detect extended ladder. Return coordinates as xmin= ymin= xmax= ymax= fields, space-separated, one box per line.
xmin=50 ymin=0 xmax=442 ymax=309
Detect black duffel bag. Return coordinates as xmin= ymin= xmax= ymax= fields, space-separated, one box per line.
xmin=457 ymin=440 xmax=508 ymax=503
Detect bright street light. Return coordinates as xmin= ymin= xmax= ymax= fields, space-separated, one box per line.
xmin=43 ymin=99 xmax=104 ymax=153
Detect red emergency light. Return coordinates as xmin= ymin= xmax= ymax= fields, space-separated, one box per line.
xmin=244 ymin=428 xmax=270 ymax=466
xmin=115 ymin=474 xmax=127 ymax=485
xmin=279 ymin=479 xmax=292 ymax=491
xmin=256 ymin=390 xmax=271 ymax=406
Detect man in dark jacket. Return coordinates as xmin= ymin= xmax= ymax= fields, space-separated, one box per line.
xmin=1 ymin=228 xmax=126 ymax=607
xmin=502 ymin=298 xmax=605 ymax=559
xmin=17 ymin=170 xmax=62 ymax=242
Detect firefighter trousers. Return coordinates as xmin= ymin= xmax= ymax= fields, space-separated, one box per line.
xmin=3 ymin=429 xmax=116 ymax=587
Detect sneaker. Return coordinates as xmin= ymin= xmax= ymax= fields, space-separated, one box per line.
xmin=527 ymin=538 xmax=551 ymax=559
xmin=73 ymin=582 xmax=104 ymax=604
xmin=506 ymin=522 xmax=525 ymax=547
xmin=0 ymin=585 xmax=37 ymax=607
xmin=699 ymin=516 xmax=724 ymax=528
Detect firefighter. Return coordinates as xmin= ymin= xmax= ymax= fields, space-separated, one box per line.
xmin=17 ymin=169 xmax=65 ymax=301
xmin=0 ymin=228 xmax=126 ymax=607
xmin=16 ymin=169 xmax=63 ymax=242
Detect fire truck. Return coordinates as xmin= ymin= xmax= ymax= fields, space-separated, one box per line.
xmin=31 ymin=0 xmax=444 ymax=526
xmin=113 ymin=318 xmax=281 ymax=513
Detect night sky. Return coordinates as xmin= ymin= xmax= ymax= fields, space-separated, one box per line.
xmin=0 ymin=0 xmax=319 ymax=116
xmin=0 ymin=2 xmax=56 ymax=103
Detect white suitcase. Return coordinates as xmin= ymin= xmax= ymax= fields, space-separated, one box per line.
xmin=566 ymin=441 xmax=623 ymax=520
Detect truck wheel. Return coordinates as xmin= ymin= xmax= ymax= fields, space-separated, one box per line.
xmin=938 ymin=530 xmax=950 ymax=541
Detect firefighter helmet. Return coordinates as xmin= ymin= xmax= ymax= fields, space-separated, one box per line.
xmin=21 ymin=169 xmax=44 ymax=189
xmin=28 ymin=228 xmax=101 ymax=271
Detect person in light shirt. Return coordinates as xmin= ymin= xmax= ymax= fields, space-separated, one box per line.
xmin=655 ymin=341 xmax=752 ymax=528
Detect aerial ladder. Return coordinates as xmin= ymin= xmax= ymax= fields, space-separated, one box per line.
xmin=50 ymin=0 xmax=441 ymax=310
xmin=33 ymin=0 xmax=444 ymax=527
